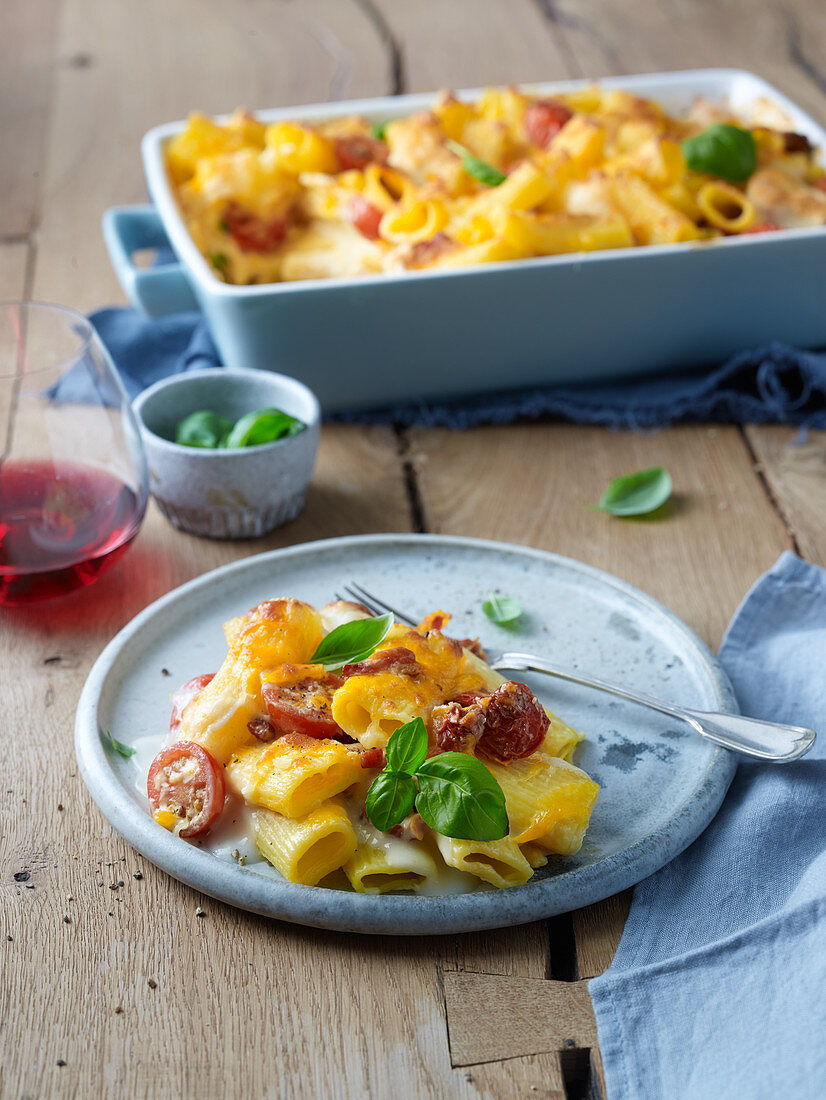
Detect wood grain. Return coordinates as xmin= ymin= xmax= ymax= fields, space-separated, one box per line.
xmin=0 ymin=0 xmax=61 ymax=238
xmin=372 ymin=0 xmax=574 ymax=90
xmin=443 ymin=972 xmax=597 ymax=1066
xmin=745 ymin=426 xmax=826 ymax=567
xmin=408 ymin=423 xmax=792 ymax=649
xmin=30 ymin=0 xmax=389 ymax=310
xmin=544 ymin=0 xmax=826 ymax=118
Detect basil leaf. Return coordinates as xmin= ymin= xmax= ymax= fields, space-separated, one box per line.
xmin=369 ymin=121 xmax=390 ymax=141
xmin=385 ymin=717 xmax=428 ymax=776
xmin=102 ymin=727 xmax=136 ymax=759
xmin=309 ymin=612 xmax=394 ymax=671
xmin=415 ymin=753 xmax=508 ymax=841
xmin=224 ymin=407 xmax=305 ymax=449
xmin=365 ymin=771 xmax=416 ymax=832
xmin=682 ymin=124 xmax=757 ymax=183
xmin=595 ymin=466 xmax=672 ymax=517
xmin=445 ymin=139 xmax=506 ymax=187
xmin=175 ymin=410 xmax=234 ymax=449
xmin=210 ymin=252 xmax=229 ymax=271
xmin=482 ymin=592 xmax=522 ymax=625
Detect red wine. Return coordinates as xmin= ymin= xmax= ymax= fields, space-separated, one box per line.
xmin=0 ymin=460 xmax=144 ymax=605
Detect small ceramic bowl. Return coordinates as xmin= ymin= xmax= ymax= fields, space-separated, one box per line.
xmin=133 ymin=368 xmax=320 ymax=539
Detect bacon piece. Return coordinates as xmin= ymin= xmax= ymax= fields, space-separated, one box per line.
xmin=360 ymin=747 xmax=386 ymax=770
xmin=342 ymin=647 xmax=423 ymax=679
xmin=223 ymin=201 xmax=289 ymax=253
xmin=456 ymin=637 xmax=488 ymax=660
xmin=432 ymin=681 xmax=548 ymax=762
xmin=418 ymin=610 xmax=451 ymax=633
xmin=390 ymin=813 xmax=426 ymax=841
xmin=431 ymin=694 xmax=488 ymax=754
xmin=334 ymin=135 xmax=389 ymax=171
xmin=403 ymin=233 xmax=457 ymax=269
xmin=247 ymin=717 xmax=277 ymax=742
xmin=783 ymin=131 xmax=814 ymax=155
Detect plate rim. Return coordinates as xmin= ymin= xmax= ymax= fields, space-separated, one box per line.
xmin=75 ymin=533 xmax=738 ymax=935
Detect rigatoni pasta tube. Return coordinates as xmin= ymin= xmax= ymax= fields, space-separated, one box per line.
xmin=344 ymin=835 xmax=442 ymax=894
xmin=227 ymin=735 xmax=364 ymax=818
xmin=435 ymin=834 xmax=534 ymax=889
xmin=253 ymin=803 xmax=357 ymax=886
xmin=696 ymin=181 xmax=756 ymax=232
xmin=486 ymin=753 xmax=599 ymax=849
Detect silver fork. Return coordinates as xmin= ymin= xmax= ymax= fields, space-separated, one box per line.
xmin=338 ymin=582 xmax=816 ymax=764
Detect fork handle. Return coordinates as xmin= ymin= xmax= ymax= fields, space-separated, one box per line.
xmin=493 ymin=652 xmax=816 ymax=763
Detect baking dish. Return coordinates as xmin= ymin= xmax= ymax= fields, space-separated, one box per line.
xmin=104 ymin=68 xmax=826 ymax=413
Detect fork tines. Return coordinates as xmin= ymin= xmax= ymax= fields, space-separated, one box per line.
xmin=341 ymin=582 xmax=417 ymax=626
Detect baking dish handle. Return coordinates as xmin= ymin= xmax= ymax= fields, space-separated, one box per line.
xmin=102 ymin=205 xmax=200 ymax=317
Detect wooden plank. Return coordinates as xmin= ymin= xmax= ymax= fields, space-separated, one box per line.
xmin=443 ymin=972 xmax=596 ymax=1066
xmin=545 ymin=0 xmax=826 ymax=118
xmin=745 ymin=425 xmax=826 ymax=567
xmin=573 ymin=892 xmax=633 ymax=979
xmin=0 ymin=0 xmax=61 ymax=238
xmin=409 ymin=423 xmax=792 ymax=649
xmin=30 ymin=0 xmax=389 ymax=311
xmin=371 ymin=0 xmax=575 ymax=91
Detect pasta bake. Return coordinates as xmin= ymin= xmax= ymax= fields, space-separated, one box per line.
xmin=164 ymin=85 xmax=826 ymax=284
xmin=145 ymin=597 xmax=599 ymax=894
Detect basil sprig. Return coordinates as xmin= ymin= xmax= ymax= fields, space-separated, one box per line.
xmin=309 ymin=612 xmax=394 ymax=671
xmin=595 ymin=466 xmax=672 ymax=517
xmin=102 ymin=727 xmax=136 ymax=759
xmin=482 ymin=592 xmax=522 ymax=625
xmin=445 ymin=139 xmax=506 ymax=187
xmin=365 ymin=771 xmax=416 ymax=831
xmin=174 ymin=406 xmax=305 ymax=450
xmin=176 ymin=410 xmax=234 ymax=449
xmin=682 ymin=124 xmax=757 ymax=183
xmin=224 ymin=408 xmax=305 ymax=449
xmin=364 ymin=718 xmax=509 ymax=841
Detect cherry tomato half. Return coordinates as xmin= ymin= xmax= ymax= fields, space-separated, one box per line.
xmin=262 ymin=676 xmax=344 ymax=739
xmin=347 ymin=194 xmax=383 ymax=240
xmin=169 ymin=673 xmax=215 ymax=736
xmin=523 ymin=100 xmax=573 ymax=149
xmin=147 ymin=742 xmax=226 ymax=838
xmin=224 ymin=202 xmax=289 ymax=253
xmin=334 ymin=135 xmax=389 ymax=171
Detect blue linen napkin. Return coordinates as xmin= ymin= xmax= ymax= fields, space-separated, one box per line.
xmin=590 ymin=551 xmax=826 ymax=1100
xmin=59 ymin=307 xmax=826 ymax=429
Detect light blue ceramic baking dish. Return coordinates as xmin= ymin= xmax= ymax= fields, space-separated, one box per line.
xmin=104 ymin=68 xmax=826 ymax=412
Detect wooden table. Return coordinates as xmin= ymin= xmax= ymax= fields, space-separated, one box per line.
xmin=3 ymin=2 xmax=826 ymax=1095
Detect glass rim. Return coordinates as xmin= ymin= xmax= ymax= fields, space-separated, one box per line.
xmin=0 ymin=299 xmax=95 ymax=380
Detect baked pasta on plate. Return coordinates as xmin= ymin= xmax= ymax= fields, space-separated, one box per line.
xmin=143 ymin=597 xmax=598 ymax=894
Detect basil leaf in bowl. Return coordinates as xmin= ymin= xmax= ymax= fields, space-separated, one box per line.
xmin=224 ymin=407 xmax=306 ymax=449
xmin=175 ymin=409 xmax=234 ymax=449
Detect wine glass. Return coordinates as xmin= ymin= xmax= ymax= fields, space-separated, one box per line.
xmin=0 ymin=301 xmax=149 ymax=605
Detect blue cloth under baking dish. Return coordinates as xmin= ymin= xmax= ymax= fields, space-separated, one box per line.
xmin=59 ymin=307 xmax=826 ymax=429
xmin=590 ymin=551 xmax=826 ymax=1100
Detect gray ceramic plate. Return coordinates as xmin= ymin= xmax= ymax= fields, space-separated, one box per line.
xmin=75 ymin=534 xmax=737 ymax=935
